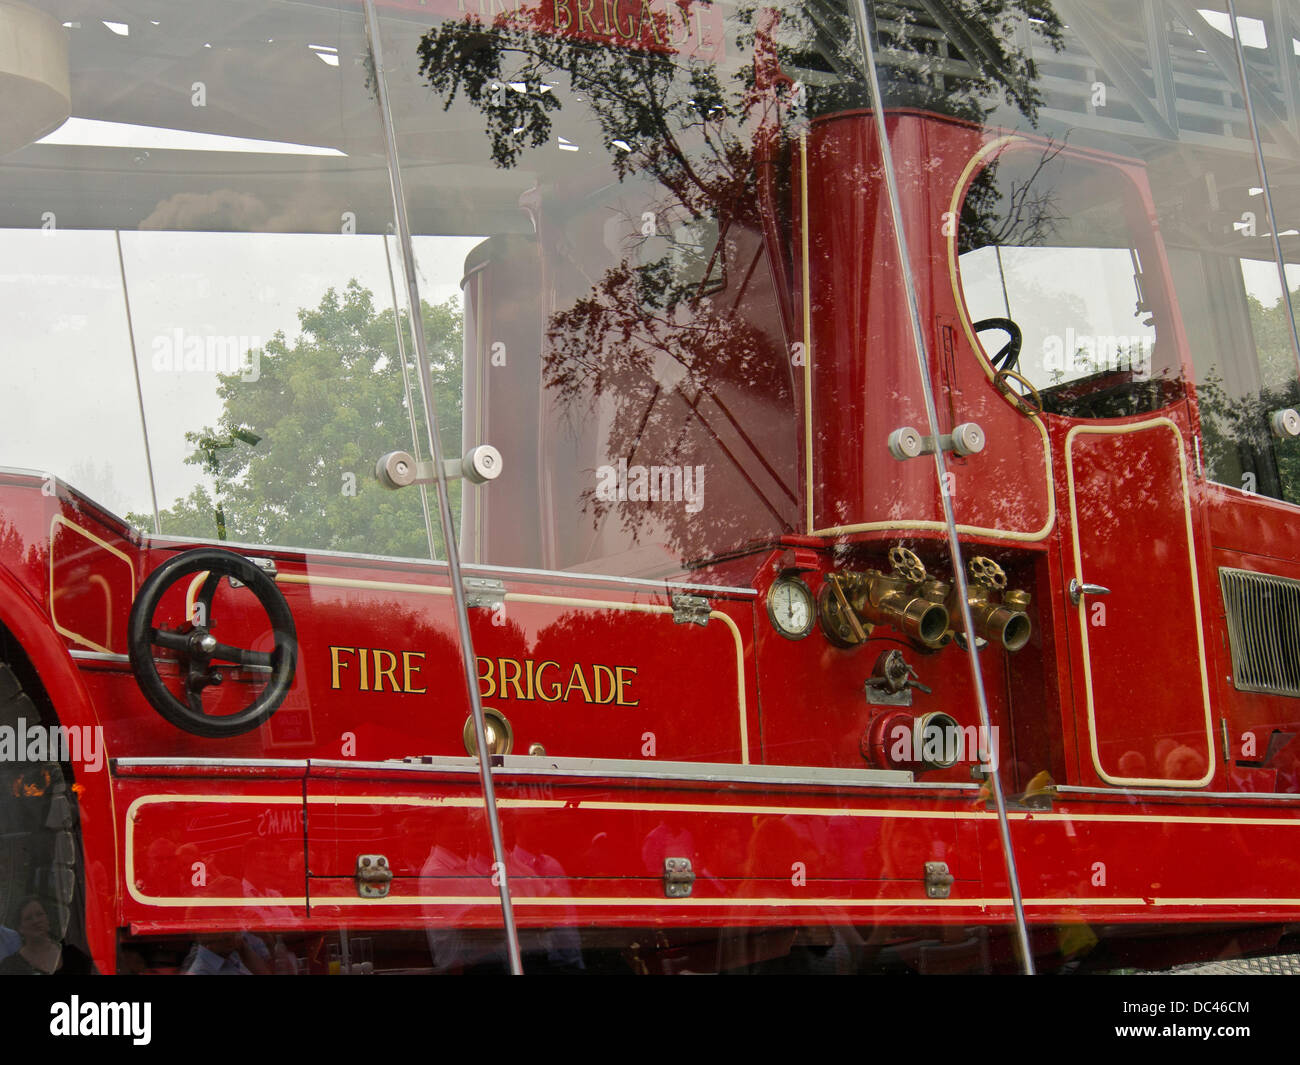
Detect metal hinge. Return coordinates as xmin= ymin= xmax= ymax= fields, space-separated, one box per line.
xmin=663 ymin=857 xmax=695 ymax=897
xmin=463 ymin=576 xmax=506 ymax=610
xmin=924 ymin=861 xmax=953 ymax=899
xmin=356 ymin=854 xmax=392 ymax=898
xmin=671 ymin=594 xmax=710 ymax=627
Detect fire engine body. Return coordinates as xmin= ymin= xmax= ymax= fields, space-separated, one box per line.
xmin=2 ymin=0 xmax=1299 ymax=974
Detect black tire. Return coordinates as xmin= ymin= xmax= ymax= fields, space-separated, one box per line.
xmin=0 ymin=661 xmax=78 ymax=944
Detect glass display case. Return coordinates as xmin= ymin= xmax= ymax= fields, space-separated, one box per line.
xmin=1 ymin=0 xmax=1299 ymax=976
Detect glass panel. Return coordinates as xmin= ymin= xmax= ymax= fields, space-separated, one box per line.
xmin=0 ymin=0 xmax=509 ymax=977
xmin=381 ymin=0 xmax=829 ymax=579
xmin=0 ymin=1 xmax=437 ymax=558
xmin=868 ymin=0 xmax=1300 ymax=973
xmin=6 ymin=0 xmax=1298 ymax=978
xmin=1197 ymin=0 xmax=1300 ymax=503
xmin=362 ymin=0 xmax=1033 ymax=973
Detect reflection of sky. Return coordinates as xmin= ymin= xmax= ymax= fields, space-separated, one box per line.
xmin=37 ymin=118 xmax=347 ymax=157
xmin=0 ymin=229 xmax=480 ymax=520
xmin=1239 ymin=257 xmax=1300 ymax=308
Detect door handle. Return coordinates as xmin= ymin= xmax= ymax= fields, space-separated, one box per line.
xmin=1068 ymin=578 xmax=1111 ymax=606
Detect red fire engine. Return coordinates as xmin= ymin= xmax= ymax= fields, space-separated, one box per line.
xmin=1 ymin=0 xmax=1299 ymax=974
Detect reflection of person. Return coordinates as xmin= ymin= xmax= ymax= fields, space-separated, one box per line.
xmin=180 ymin=931 xmax=271 ymax=975
xmin=1162 ymin=744 xmax=1207 ymax=781
xmin=0 ymin=897 xmax=94 ymax=975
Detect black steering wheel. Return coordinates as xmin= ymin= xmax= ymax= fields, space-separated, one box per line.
xmin=127 ymin=549 xmax=297 ymax=738
xmin=973 ymin=317 xmax=1022 ymax=372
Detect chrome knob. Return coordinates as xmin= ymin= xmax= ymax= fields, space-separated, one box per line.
xmin=1271 ymin=408 xmax=1300 ymax=439
xmin=950 ymin=422 xmax=985 ymax=456
xmin=376 ymin=450 xmax=417 ymax=489
xmin=461 ymin=444 xmax=503 ymax=485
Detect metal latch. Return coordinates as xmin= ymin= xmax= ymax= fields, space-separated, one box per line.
xmin=227 ymin=556 xmax=277 ymax=588
xmin=463 ymin=576 xmax=506 ymax=609
xmin=356 ymin=854 xmax=392 ymax=898
xmin=924 ymin=861 xmax=953 ymax=899
xmin=1068 ymin=578 xmax=1111 ymax=606
xmin=663 ymin=857 xmax=694 ymax=897
xmin=671 ymin=594 xmax=710 ymax=627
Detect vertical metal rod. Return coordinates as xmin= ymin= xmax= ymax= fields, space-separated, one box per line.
xmin=381 ymin=227 xmax=438 ymax=553
xmin=115 ymin=231 xmax=161 ymax=534
xmin=363 ymin=0 xmax=523 ymax=975
xmin=1226 ymin=0 xmax=1300 ymax=381
xmin=846 ymin=0 xmax=1035 ymax=973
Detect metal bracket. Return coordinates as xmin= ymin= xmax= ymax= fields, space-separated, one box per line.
xmin=671 ymin=594 xmax=711 ymax=627
xmin=865 ymin=682 xmax=912 ymax=707
xmin=991 ymin=794 xmax=1054 ymax=814
xmin=463 ymin=576 xmax=506 ymax=610
xmin=888 ymin=422 xmax=985 ymax=461
xmin=375 ymin=445 xmax=503 ymax=489
xmin=663 ymin=857 xmax=695 ymax=897
xmin=997 ymin=786 xmax=1055 ymax=813
xmin=924 ymin=861 xmax=954 ymax=899
xmin=355 ymin=854 xmax=392 ymax=898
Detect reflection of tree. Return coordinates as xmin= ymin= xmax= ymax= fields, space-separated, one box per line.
xmin=1193 ymin=291 xmax=1300 ymax=503
xmin=0 ymin=517 xmax=48 ymax=595
xmin=1197 ymin=377 xmax=1300 ymax=504
xmin=958 ymin=142 xmax=1068 ymax=257
xmin=128 ymin=283 xmax=462 ymax=558
xmin=870 ymin=0 xmax=1063 ymax=125
xmin=414 ymin=2 xmax=1064 ymax=558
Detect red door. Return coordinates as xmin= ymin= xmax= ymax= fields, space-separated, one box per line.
xmin=1059 ymin=414 xmax=1216 ymax=787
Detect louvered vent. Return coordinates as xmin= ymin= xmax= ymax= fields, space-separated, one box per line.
xmin=1219 ymin=568 xmax=1300 ymax=697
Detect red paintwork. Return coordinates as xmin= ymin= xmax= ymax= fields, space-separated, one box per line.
xmin=3 ymin=110 xmax=1300 ymax=973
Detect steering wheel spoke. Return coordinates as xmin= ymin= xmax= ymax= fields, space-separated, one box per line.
xmin=128 ymin=549 xmax=297 ymax=738
xmin=150 ymin=627 xmax=192 ymax=653
xmin=207 ymin=641 xmax=273 ymax=668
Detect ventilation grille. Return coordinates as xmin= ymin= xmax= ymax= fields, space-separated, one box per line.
xmin=1219 ymin=568 xmax=1300 ymax=698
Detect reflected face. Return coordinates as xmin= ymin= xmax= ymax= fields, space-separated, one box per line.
xmin=18 ymin=901 xmax=49 ymax=940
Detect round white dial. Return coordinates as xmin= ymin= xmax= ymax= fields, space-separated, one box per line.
xmin=767 ymin=576 xmax=814 ymax=639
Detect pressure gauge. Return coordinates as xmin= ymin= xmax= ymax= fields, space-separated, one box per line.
xmin=767 ymin=576 xmax=815 ymax=640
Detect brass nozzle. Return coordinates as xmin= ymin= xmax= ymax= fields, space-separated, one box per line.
xmin=874 ymin=591 xmax=950 ymax=649
xmin=968 ymin=601 xmax=1032 ymax=652
xmin=947 ymin=579 xmax=1032 ymax=653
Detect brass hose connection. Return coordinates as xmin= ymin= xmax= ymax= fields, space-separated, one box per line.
xmin=949 ymin=557 xmax=1032 ymax=652
xmin=847 ymin=547 xmax=950 ymax=650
